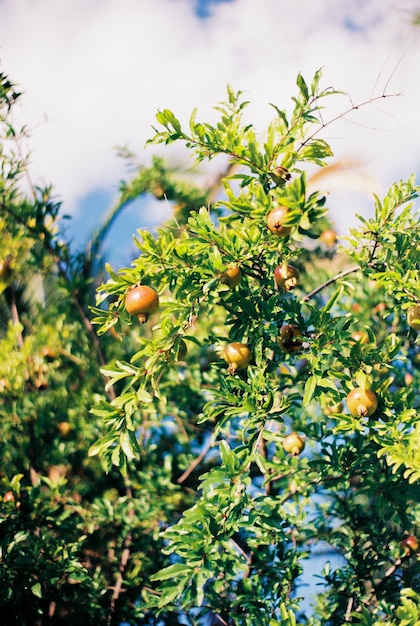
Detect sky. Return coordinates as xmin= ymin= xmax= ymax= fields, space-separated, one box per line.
xmin=0 ymin=0 xmax=420 ymax=268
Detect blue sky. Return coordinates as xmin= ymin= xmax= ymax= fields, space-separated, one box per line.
xmin=195 ymin=0 xmax=235 ymax=18
xmin=0 ymin=0 xmax=419 ymax=269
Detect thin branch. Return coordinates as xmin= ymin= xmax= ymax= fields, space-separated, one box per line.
xmin=344 ymin=596 xmax=355 ymax=622
xmin=70 ymin=293 xmax=116 ymax=400
xmin=381 ymin=557 xmax=402 ymax=582
xmin=8 ymin=285 xmax=24 ymax=349
xmin=213 ymin=614 xmax=229 ymax=626
xmin=301 ymin=265 xmax=360 ymax=302
xmin=106 ymin=473 xmax=134 ymax=626
xmin=381 ymin=49 xmax=407 ymax=97
xmin=177 ymin=437 xmax=213 ymax=484
xmin=298 ymin=91 xmax=401 ymax=153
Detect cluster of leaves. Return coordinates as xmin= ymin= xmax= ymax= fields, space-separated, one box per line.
xmin=89 ymin=71 xmax=420 ymax=624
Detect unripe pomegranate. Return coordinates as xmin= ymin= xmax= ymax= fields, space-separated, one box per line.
xmin=346 ymin=387 xmax=378 ymax=418
xmin=401 ymin=535 xmax=419 ymax=555
xmin=222 ymin=342 xmax=252 ymax=374
xmin=177 ymin=339 xmax=188 ymax=361
xmin=283 ymin=432 xmax=305 ymax=456
xmin=269 ymin=166 xmax=291 ymax=185
xmin=266 ymin=206 xmax=292 ymax=236
xmin=277 ymin=324 xmax=303 ymax=353
xmin=274 ymin=263 xmax=299 ymax=292
xmin=220 ymin=266 xmax=242 ymax=289
xmin=323 ymin=401 xmax=344 ymax=416
xmin=125 ymin=285 xmax=159 ymax=323
xmin=407 ymin=305 xmax=420 ymax=331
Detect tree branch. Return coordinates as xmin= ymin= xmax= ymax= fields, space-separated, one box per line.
xmin=177 ymin=437 xmax=213 ymax=484
xmin=301 ymin=265 xmax=360 ymax=302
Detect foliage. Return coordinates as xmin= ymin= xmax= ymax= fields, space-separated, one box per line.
xmin=0 ymin=70 xmax=190 ymax=625
xmin=1 ymin=67 xmax=420 ymax=625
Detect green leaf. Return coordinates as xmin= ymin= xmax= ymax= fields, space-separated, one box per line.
xmin=88 ymin=433 xmax=117 ymax=457
xmin=31 ymin=582 xmax=42 ymax=598
xmin=323 ymin=285 xmax=344 ymax=313
xmin=303 ymin=375 xmax=317 ymax=406
xmin=296 ymin=73 xmax=309 ymax=101
xmin=119 ymin=431 xmax=137 ymax=460
xmin=150 ymin=562 xmax=191 ymax=582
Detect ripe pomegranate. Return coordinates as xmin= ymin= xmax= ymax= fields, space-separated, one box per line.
xmin=401 ymin=535 xmax=419 ymax=555
xmin=346 ymin=387 xmax=378 ymax=418
xmin=283 ymin=432 xmax=305 ymax=456
xmin=274 ymin=263 xmax=299 ymax=292
xmin=220 ymin=266 xmax=242 ymax=289
xmin=125 ymin=285 xmax=159 ymax=323
xmin=404 ymin=372 xmax=414 ymax=386
xmin=3 ymin=491 xmax=15 ymax=503
xmin=57 ymin=421 xmax=72 ymax=436
xmin=222 ymin=342 xmax=252 ymax=374
xmin=266 ymin=206 xmax=292 ymax=236
xmin=277 ymin=324 xmax=303 ymax=353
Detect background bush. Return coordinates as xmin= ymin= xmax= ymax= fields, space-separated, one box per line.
xmin=1 ymin=68 xmax=419 ymax=625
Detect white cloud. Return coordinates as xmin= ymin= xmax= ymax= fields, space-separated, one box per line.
xmin=0 ymin=0 xmax=419 ymax=238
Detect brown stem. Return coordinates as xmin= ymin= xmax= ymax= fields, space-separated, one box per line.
xmin=8 ymin=285 xmax=24 ymax=349
xmin=381 ymin=557 xmax=402 ymax=581
xmin=301 ymin=265 xmax=360 ymax=302
xmin=106 ymin=473 xmax=134 ymax=626
xmin=177 ymin=437 xmax=213 ymax=484
xmin=344 ymin=596 xmax=355 ymax=622
xmin=298 ymin=91 xmax=401 ymax=153
xmin=28 ymin=414 xmax=40 ymax=486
